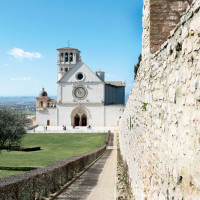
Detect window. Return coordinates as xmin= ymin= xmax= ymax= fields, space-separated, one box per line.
xmin=70 ymin=53 xmax=73 ymax=62
xmin=76 ymin=72 xmax=83 ymax=81
xmin=77 ymin=73 xmax=83 ymax=80
xmin=65 ymin=53 xmax=68 ymax=62
xmin=65 ymin=68 xmax=68 ymax=72
xmin=60 ymin=53 xmax=64 ymax=62
xmin=40 ymin=101 xmax=43 ymax=107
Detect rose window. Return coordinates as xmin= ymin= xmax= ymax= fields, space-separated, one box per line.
xmin=73 ymin=86 xmax=87 ymax=100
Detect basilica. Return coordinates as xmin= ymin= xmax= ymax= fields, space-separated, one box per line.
xmin=36 ymin=46 xmax=125 ymax=128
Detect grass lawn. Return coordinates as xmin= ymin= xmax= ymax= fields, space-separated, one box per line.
xmin=0 ymin=133 xmax=106 ymax=179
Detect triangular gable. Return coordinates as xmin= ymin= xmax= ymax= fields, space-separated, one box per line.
xmin=58 ymin=61 xmax=103 ymax=83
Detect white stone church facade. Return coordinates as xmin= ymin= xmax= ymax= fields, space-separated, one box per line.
xmin=36 ymin=46 xmax=125 ymax=128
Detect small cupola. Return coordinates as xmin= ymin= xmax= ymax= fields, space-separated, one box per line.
xmin=39 ymin=87 xmax=48 ymax=97
xmin=96 ymin=70 xmax=105 ymax=81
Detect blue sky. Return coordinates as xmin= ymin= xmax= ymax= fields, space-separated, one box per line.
xmin=0 ymin=0 xmax=143 ymax=96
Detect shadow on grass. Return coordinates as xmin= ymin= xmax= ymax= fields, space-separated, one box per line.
xmin=0 ymin=166 xmax=38 ymax=171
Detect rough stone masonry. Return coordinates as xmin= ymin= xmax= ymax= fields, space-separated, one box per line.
xmin=119 ymin=0 xmax=200 ymax=199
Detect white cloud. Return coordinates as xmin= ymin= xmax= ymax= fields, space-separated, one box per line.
xmin=11 ymin=77 xmax=32 ymax=81
xmin=5 ymin=64 xmax=9 ymax=66
xmin=8 ymin=48 xmax=42 ymax=59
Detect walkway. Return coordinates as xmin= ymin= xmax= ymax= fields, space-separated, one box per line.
xmin=28 ymin=125 xmax=118 ymax=134
xmin=55 ymin=132 xmax=117 ymax=200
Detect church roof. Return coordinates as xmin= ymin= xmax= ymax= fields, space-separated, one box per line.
xmin=57 ymin=47 xmax=80 ymax=52
xmin=105 ymin=81 xmax=125 ymax=87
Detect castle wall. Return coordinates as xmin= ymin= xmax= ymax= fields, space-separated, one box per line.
xmin=119 ymin=0 xmax=200 ymax=199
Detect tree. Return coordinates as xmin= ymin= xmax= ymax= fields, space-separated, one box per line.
xmin=134 ymin=53 xmax=142 ymax=80
xmin=0 ymin=106 xmax=28 ymax=150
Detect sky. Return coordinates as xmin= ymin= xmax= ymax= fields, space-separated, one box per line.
xmin=0 ymin=0 xmax=143 ymax=96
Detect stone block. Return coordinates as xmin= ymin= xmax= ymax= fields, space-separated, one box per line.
xmin=182 ymin=26 xmax=189 ymax=40
xmin=182 ymin=37 xmax=193 ymax=54
xmin=185 ymin=94 xmax=196 ymax=106
xmin=168 ymin=87 xmax=176 ymax=103
xmin=189 ymin=15 xmax=200 ymax=33
xmin=193 ymin=37 xmax=200 ymax=51
xmin=190 ymin=79 xmax=198 ymax=93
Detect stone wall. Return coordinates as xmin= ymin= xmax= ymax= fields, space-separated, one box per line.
xmin=119 ymin=0 xmax=200 ymax=199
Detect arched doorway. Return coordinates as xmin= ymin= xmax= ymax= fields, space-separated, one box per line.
xmin=74 ymin=114 xmax=80 ymax=127
xmin=47 ymin=120 xmax=50 ymax=126
xmin=71 ymin=107 xmax=89 ymax=127
xmin=81 ymin=114 xmax=87 ymax=126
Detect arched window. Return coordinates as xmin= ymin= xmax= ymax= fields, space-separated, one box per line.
xmin=65 ymin=53 xmax=68 ymax=62
xmin=60 ymin=53 xmax=64 ymax=62
xmin=40 ymin=101 xmax=43 ymax=107
xmin=70 ymin=53 xmax=73 ymax=62
xmin=65 ymin=68 xmax=68 ymax=72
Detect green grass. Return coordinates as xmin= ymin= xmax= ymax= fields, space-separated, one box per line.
xmin=0 ymin=133 xmax=106 ymax=179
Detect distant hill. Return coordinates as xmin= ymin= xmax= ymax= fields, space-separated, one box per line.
xmin=0 ymin=96 xmax=36 ymax=114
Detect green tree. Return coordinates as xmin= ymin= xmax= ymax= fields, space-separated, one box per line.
xmin=134 ymin=53 xmax=142 ymax=80
xmin=0 ymin=107 xmax=28 ymax=150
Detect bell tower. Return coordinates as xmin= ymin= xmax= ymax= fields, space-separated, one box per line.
xmin=57 ymin=46 xmax=81 ymax=81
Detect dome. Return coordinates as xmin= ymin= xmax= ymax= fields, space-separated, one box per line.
xmin=39 ymin=87 xmax=48 ymax=97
